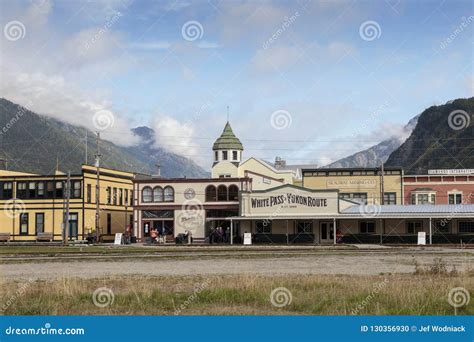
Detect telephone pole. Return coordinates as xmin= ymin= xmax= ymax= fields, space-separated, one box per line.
xmin=64 ymin=171 xmax=71 ymax=245
xmin=95 ymin=132 xmax=102 ymax=243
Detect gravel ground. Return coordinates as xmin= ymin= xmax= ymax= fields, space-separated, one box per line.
xmin=1 ymin=249 xmax=472 ymax=280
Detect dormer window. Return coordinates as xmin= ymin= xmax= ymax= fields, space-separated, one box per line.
xmin=222 ymin=151 xmax=228 ymax=160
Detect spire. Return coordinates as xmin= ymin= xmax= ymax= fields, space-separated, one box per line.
xmin=212 ymin=121 xmax=243 ymax=151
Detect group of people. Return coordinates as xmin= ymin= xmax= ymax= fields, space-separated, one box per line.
xmin=150 ymin=227 xmax=167 ymax=244
xmin=209 ymin=226 xmax=231 ymax=244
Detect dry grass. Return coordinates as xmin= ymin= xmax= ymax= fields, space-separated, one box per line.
xmin=1 ymin=273 xmax=472 ymax=315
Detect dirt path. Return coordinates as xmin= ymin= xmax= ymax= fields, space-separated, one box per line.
xmin=1 ymin=250 xmax=472 ymax=280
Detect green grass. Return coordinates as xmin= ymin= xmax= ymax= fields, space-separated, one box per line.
xmin=1 ymin=273 xmax=472 ymax=315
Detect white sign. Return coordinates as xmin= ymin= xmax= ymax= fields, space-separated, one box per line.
xmin=417 ymin=232 xmax=426 ymax=245
xmin=428 ymin=169 xmax=474 ymax=175
xmin=243 ymin=233 xmax=252 ymax=245
xmin=327 ymin=179 xmax=377 ymax=188
xmin=114 ymin=233 xmax=123 ymax=245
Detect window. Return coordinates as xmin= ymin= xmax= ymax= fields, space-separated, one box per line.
xmin=215 ymin=151 xmax=218 ymax=161
xmin=232 ymin=151 xmax=238 ymax=161
xmin=20 ymin=213 xmax=28 ymax=235
xmin=17 ymin=182 xmax=27 ymax=198
xmin=153 ymin=186 xmax=164 ymax=202
xmin=69 ymin=213 xmax=78 ymax=238
xmin=448 ymin=192 xmax=462 ymax=204
xmin=46 ymin=182 xmax=55 ymax=198
xmin=297 ymin=222 xmax=312 ymax=234
xmin=434 ymin=220 xmax=451 ymax=233
xmin=340 ymin=192 xmax=367 ymax=204
xmin=87 ymin=184 xmax=92 ymax=203
xmin=383 ymin=192 xmax=396 ymax=205
xmin=107 ymin=213 xmax=112 ymax=235
xmin=107 ymin=187 xmax=111 ymax=204
xmin=55 ymin=181 xmax=63 ymax=198
xmin=142 ymin=187 xmax=152 ymax=202
xmin=359 ymin=221 xmax=375 ymax=234
xmin=72 ymin=181 xmax=81 ymax=198
xmin=217 ymin=185 xmax=227 ymax=201
xmin=35 ymin=213 xmax=44 ymax=234
xmin=228 ymin=185 xmax=239 ymax=201
xmin=125 ymin=189 xmax=129 ymax=206
xmin=28 ymin=182 xmax=36 ymax=198
xmin=205 ymin=185 xmax=217 ymax=202
xmin=130 ymin=190 xmax=133 ymax=205
xmin=119 ymin=189 xmax=123 ymax=206
xmin=458 ymin=221 xmax=474 ymax=233
xmin=2 ymin=182 xmax=13 ymax=199
xmin=113 ymin=188 xmax=117 ymax=205
xmin=164 ymin=186 xmax=174 ymax=202
xmin=407 ymin=221 xmax=423 ymax=234
xmin=222 ymin=151 xmax=228 ymax=160
xmin=411 ymin=192 xmax=435 ymax=205
xmin=37 ymin=182 xmax=44 ymax=197
xmin=255 ymin=220 xmax=271 ymax=234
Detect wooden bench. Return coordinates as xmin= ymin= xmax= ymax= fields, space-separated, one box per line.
xmin=36 ymin=232 xmax=53 ymax=242
xmin=0 ymin=233 xmax=11 ymax=242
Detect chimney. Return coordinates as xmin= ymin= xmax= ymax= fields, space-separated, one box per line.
xmin=152 ymin=162 xmax=161 ymax=178
xmin=274 ymin=156 xmax=286 ymax=169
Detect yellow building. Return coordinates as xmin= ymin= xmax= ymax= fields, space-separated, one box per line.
xmin=302 ymin=167 xmax=404 ymax=205
xmin=0 ymin=165 xmax=135 ymax=242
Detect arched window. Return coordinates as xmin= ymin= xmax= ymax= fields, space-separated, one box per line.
xmin=153 ymin=186 xmax=163 ymax=202
xmin=217 ymin=185 xmax=228 ymax=201
xmin=164 ymin=186 xmax=174 ymax=202
xmin=228 ymin=185 xmax=239 ymax=201
xmin=142 ymin=187 xmax=152 ymax=203
xmin=205 ymin=185 xmax=217 ymax=202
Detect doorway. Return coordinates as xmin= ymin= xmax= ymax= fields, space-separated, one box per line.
xmin=319 ymin=221 xmax=334 ymax=243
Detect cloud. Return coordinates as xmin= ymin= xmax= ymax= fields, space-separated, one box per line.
xmin=152 ymin=116 xmax=198 ymax=158
xmin=253 ymin=45 xmax=302 ymax=72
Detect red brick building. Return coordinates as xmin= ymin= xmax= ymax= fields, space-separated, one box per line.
xmin=403 ymin=170 xmax=474 ymax=205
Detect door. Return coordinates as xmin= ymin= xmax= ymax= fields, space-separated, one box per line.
xmin=69 ymin=213 xmax=78 ymax=239
xmin=319 ymin=222 xmax=334 ymax=243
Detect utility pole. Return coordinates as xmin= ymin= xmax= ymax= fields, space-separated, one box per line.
xmin=95 ymin=132 xmax=102 ymax=243
xmin=380 ymin=161 xmax=385 ymax=205
xmin=64 ymin=171 xmax=71 ymax=245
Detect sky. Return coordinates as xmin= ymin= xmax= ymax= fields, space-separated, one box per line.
xmin=1 ymin=0 xmax=472 ymax=169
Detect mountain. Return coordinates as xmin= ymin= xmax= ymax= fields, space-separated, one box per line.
xmin=385 ymin=97 xmax=474 ymax=174
xmin=0 ymin=98 xmax=209 ymax=177
xmin=324 ymin=115 xmax=419 ymax=168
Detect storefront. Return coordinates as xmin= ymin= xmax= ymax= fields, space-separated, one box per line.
xmin=209 ymin=184 xmax=474 ymax=245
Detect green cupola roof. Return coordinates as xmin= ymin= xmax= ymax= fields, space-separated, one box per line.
xmin=212 ymin=122 xmax=243 ymax=151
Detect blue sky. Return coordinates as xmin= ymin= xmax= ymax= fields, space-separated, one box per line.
xmin=1 ymin=0 xmax=472 ymax=168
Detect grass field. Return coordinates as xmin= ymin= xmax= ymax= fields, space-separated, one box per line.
xmin=1 ymin=272 xmax=472 ymax=315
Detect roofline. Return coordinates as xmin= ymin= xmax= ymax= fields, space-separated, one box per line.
xmin=240 ymin=157 xmax=297 ymax=176
xmin=242 ymin=183 xmax=339 ymax=194
xmin=133 ymin=177 xmax=252 ymax=184
xmin=302 ymin=167 xmax=404 ymax=172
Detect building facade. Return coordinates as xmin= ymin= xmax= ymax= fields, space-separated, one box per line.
xmin=0 ymin=165 xmax=135 ymax=241
xmin=403 ymin=170 xmax=474 ymax=205
xmin=302 ymin=167 xmax=404 ymax=205
xmin=133 ymin=177 xmax=252 ymax=242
